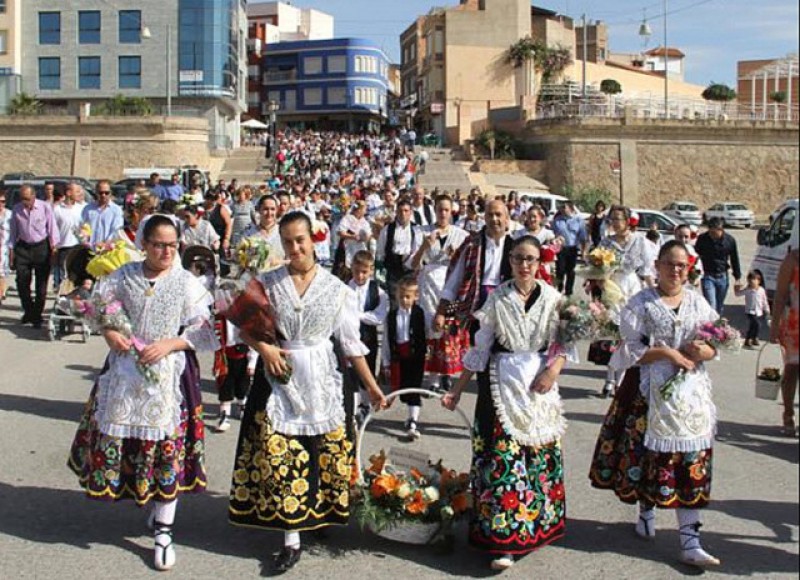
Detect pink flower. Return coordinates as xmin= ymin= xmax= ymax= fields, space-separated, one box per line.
xmin=131 ymin=336 xmax=147 ymax=352
xmin=104 ymin=301 xmax=123 ymax=315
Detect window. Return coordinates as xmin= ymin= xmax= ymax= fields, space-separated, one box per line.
xmin=119 ymin=56 xmax=141 ymax=89
xmin=304 ymin=57 xmax=323 ymax=75
xmin=303 ymin=88 xmax=322 ymax=106
xmin=79 ymin=57 xmax=101 ymax=90
xmin=0 ymin=30 xmax=6 ymax=55
xmin=39 ymin=12 xmax=61 ymax=45
xmin=119 ymin=10 xmax=141 ymax=44
xmin=0 ymin=1 xmax=5 ymax=13
xmin=328 ymin=87 xmax=346 ymax=105
xmin=39 ymin=57 xmax=61 ymax=90
xmin=79 ymin=11 xmax=101 ymax=44
xmin=328 ymin=56 xmax=346 ymax=74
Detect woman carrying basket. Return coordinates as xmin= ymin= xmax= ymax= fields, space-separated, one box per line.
xmin=228 ymin=212 xmax=387 ymax=574
xmin=442 ymin=236 xmax=576 ymax=571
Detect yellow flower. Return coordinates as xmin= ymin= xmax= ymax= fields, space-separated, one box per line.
xmin=278 ymin=465 xmax=289 ymax=478
xmin=234 ymin=486 xmax=250 ymax=502
xmin=297 ymin=450 xmax=310 ymax=464
xmin=283 ymin=496 xmax=300 ymax=514
xmin=268 ymin=435 xmax=288 ymax=457
xmin=473 ymin=436 xmax=485 ymax=453
xmin=319 ymin=454 xmax=331 ymax=470
xmin=336 ymin=458 xmax=351 ymax=477
xmin=261 ymin=463 xmax=273 ymax=479
xmin=250 ymin=470 xmax=262 ymax=484
xmin=233 ymin=469 xmax=250 ymax=485
xmin=321 ymin=471 xmax=332 ymax=484
xmin=328 ymin=427 xmax=345 ymax=442
xmin=635 ymin=417 xmax=648 ymax=433
xmin=257 ymin=496 xmax=269 ymax=512
xmin=291 ymin=479 xmax=310 ymax=496
xmin=337 ymin=491 xmax=350 ymax=507
xmin=508 ymin=441 xmax=521 ymax=455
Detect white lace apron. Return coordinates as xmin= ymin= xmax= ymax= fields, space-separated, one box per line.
xmin=489 ymin=351 xmax=567 ymax=448
xmin=266 ymin=338 xmax=345 ymax=437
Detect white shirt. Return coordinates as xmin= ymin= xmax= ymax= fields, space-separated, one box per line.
xmin=348 ymin=280 xmax=389 ymax=327
xmin=54 ymin=201 xmax=86 ymax=248
xmin=514 ymin=227 xmax=555 ymax=245
xmin=377 ymin=222 xmax=417 ymax=263
xmin=441 ymin=234 xmax=507 ymax=302
xmin=382 ymin=308 xmax=412 ymax=366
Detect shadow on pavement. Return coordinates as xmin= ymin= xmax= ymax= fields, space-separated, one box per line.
xmin=64 ymin=364 xmax=100 ymax=381
xmin=565 ymin=517 xmax=800 ymax=577
xmin=0 ymin=393 xmax=85 ymax=423
xmin=711 ymin=499 xmax=799 ymax=545
xmin=716 ymin=420 xmax=800 ymax=464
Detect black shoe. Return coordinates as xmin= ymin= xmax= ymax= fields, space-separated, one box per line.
xmin=273 ymin=546 xmax=302 ymax=574
xmin=32 ymin=319 xmax=43 ymax=329
xmin=21 ymin=314 xmax=32 ymax=324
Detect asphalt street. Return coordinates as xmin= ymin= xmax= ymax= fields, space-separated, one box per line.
xmin=0 ymin=229 xmax=797 ymax=579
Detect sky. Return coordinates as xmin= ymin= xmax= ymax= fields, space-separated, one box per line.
xmin=291 ymin=0 xmax=799 ymax=86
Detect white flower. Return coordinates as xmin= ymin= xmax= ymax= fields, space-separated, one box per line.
xmin=424 ymin=486 xmax=440 ymax=502
xmin=396 ymin=483 xmax=412 ymax=499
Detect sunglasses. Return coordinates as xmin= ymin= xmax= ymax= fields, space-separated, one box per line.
xmin=97 ymin=191 xmax=112 ymax=196
xmin=510 ymin=254 xmax=541 ymax=265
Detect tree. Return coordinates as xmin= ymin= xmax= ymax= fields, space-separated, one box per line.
xmin=769 ymin=91 xmax=788 ymax=104
xmin=600 ymin=79 xmax=622 ymax=95
xmin=7 ymin=92 xmax=43 ymax=116
xmin=97 ymin=94 xmax=154 ymax=116
xmin=701 ymin=82 xmax=736 ymax=102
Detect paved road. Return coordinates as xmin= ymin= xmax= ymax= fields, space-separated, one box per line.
xmin=0 ymin=230 xmax=797 ymax=579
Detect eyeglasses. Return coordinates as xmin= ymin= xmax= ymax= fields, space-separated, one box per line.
xmin=660 ymin=261 xmax=689 ymax=272
xmin=0 ymin=199 xmax=6 ymax=204
xmin=510 ymin=254 xmax=541 ymax=265
xmin=148 ymin=241 xmax=179 ymax=251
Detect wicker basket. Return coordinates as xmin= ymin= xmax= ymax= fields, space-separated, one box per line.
xmin=356 ymin=388 xmax=472 ymax=545
xmin=755 ymin=344 xmax=782 ymax=401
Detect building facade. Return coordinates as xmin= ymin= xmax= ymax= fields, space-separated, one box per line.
xmin=738 ymin=56 xmax=799 ymax=120
xmin=20 ymin=0 xmax=247 ymax=150
xmin=0 ymin=0 xmax=21 ymax=113
xmin=262 ymin=38 xmax=390 ymax=132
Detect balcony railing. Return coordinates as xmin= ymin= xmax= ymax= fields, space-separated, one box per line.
xmin=263 ymin=70 xmax=297 ymax=84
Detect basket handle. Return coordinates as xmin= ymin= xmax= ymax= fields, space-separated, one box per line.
xmin=356 ymin=388 xmax=472 ymax=484
xmin=755 ymin=342 xmax=785 ymax=379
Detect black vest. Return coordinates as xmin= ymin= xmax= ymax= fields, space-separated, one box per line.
xmin=359 ymin=279 xmax=380 ymax=345
xmin=482 ymin=232 xmax=514 ymax=285
xmin=385 ymin=222 xmax=416 ymax=276
xmin=387 ymin=304 xmax=426 ymax=361
xmin=414 ymin=203 xmax=434 ymax=226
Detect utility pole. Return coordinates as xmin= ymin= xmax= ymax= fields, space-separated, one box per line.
xmin=663 ymin=0 xmax=668 ymax=119
xmin=166 ymin=24 xmax=172 ymax=116
xmin=582 ymin=14 xmax=588 ymax=101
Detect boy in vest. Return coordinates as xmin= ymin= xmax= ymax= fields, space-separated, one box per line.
xmin=213 ymin=316 xmax=258 ymax=432
xmin=377 ymin=198 xmax=417 ymax=304
xmin=382 ymin=276 xmax=427 ymax=440
xmin=348 ymin=250 xmax=388 ymax=426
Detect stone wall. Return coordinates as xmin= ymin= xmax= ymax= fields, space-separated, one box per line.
xmin=474 ymin=159 xmax=549 ymax=182
xmin=520 ymin=117 xmax=799 ymax=216
xmin=0 ymin=116 xmax=211 ymax=180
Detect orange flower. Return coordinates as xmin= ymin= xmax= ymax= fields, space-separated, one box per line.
xmin=452 ymin=492 xmax=471 ymax=514
xmin=367 ymin=451 xmax=387 ymax=475
xmin=439 ymin=469 xmax=455 ymax=488
xmin=689 ymin=463 xmax=705 ymax=481
xmin=370 ymin=474 xmax=401 ymax=499
xmin=410 ymin=468 xmax=425 ymax=482
xmin=405 ymin=490 xmax=428 ymax=515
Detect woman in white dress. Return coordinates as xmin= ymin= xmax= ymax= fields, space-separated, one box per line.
xmin=410 ymin=194 xmax=470 ymax=391
xmin=336 ymin=200 xmax=372 ymax=274
xmin=596 ymin=205 xmax=656 ymax=397
xmin=242 ymin=195 xmax=285 ymax=268
xmin=68 ymin=216 xmax=218 ymax=571
xmin=0 ymin=191 xmax=11 ymax=302
xmin=442 ymin=236 xmax=577 ymax=571
xmin=590 ymin=240 xmax=722 ymax=568
xmin=229 ymin=212 xmax=387 ymax=574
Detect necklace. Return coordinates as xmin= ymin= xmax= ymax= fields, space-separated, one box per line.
xmin=514 ymin=282 xmax=534 ymax=297
xmin=142 ymin=263 xmax=164 ymax=296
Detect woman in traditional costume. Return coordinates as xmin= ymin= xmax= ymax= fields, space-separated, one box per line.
xmin=68 ymin=215 xmax=218 ymax=571
xmin=410 ymin=194 xmax=470 ymax=392
xmin=595 ymin=205 xmax=656 ymax=397
xmin=589 ymin=241 xmax=722 ymax=568
xmin=228 ymin=212 xmax=387 ymax=573
xmin=442 ymin=236 xmax=575 ymax=571
xmin=242 ymin=194 xmax=286 ymax=267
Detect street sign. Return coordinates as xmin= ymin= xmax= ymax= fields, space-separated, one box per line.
xmin=610 ymin=160 xmax=621 ymax=174
xmin=431 ymin=102 xmax=444 ymax=114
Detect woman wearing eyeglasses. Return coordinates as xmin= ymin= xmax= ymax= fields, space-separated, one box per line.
xmin=590 ymin=241 xmax=722 ymax=568
xmin=442 ymin=236 xmax=576 ymax=571
xmin=68 ymin=216 xmax=219 ymax=572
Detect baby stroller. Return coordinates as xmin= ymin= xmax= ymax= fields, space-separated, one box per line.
xmin=47 ymin=247 xmax=94 ymax=342
xmin=182 ymin=245 xmax=218 ymax=292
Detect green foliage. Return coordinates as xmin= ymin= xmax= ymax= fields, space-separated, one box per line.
xmin=560 ymin=185 xmax=614 ymax=212
xmin=97 ymin=94 xmax=154 ymax=116
xmin=769 ymin=91 xmax=788 ymax=104
xmin=476 ymin=129 xmax=519 ymax=160
xmin=701 ymin=83 xmax=736 ymax=102
xmin=600 ymin=79 xmax=622 ymax=95
xmin=8 ymin=93 xmax=43 ymax=116
xmin=507 ymin=37 xmax=573 ymax=82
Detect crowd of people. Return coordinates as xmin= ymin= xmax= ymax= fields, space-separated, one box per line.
xmin=0 ymin=129 xmax=797 ymax=574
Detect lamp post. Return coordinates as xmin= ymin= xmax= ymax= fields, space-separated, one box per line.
xmin=267 ymin=99 xmax=280 ymax=161
xmin=663 ymin=0 xmax=669 ymax=119
xmin=141 ymin=24 xmax=172 ymax=116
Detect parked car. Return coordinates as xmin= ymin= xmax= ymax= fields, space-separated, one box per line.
xmin=0 ymin=179 xmax=49 ymax=208
xmin=1 ymin=172 xmax=36 ymax=182
xmin=751 ymin=199 xmax=798 ymax=300
xmin=703 ymin=202 xmax=755 ymax=228
xmin=662 ymin=201 xmax=703 ymax=226
xmin=517 ymin=192 xmax=590 ymax=222
xmin=632 ymin=208 xmax=681 ymax=242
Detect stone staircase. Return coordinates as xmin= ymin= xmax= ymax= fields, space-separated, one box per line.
xmin=217 ymin=148 xmax=270 ymax=185
xmin=415 ymin=147 xmax=475 ymax=194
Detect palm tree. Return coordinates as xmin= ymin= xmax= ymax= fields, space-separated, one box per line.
xmin=7 ymin=93 xmax=43 ymax=116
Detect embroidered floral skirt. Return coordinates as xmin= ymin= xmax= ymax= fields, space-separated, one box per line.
xmin=228 ymin=371 xmax=354 ymax=532
xmin=469 ymin=382 xmax=566 ymax=556
xmin=426 ymin=319 xmax=470 ymax=376
xmin=589 ymin=367 xmax=713 ymax=509
xmin=67 ymin=352 xmax=206 ymax=505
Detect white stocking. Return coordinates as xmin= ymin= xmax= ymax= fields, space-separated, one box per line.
xmin=285 ymin=531 xmax=301 ymax=549
xmin=153 ymin=500 xmax=177 ymax=526
xmin=677 ymin=508 xmax=702 ymax=551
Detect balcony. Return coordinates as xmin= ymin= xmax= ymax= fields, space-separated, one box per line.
xmin=263 ymin=70 xmax=297 ymax=84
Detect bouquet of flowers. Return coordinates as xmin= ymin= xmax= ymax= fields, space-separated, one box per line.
xmin=85 ymin=240 xmax=139 ymax=279
xmin=554 ymin=297 xmax=598 ymax=346
xmin=76 ymin=294 xmax=159 ymax=384
xmin=579 ymin=247 xmax=621 ymax=280
xmin=659 ymin=318 xmax=743 ymax=399
xmin=75 ymin=222 xmax=93 ymax=246
xmin=687 ymin=255 xmax=701 ymax=285
xmin=215 ymin=237 xmax=290 ymax=384
xmin=311 ymin=219 xmax=329 ymax=243
xmin=758 ymin=367 xmax=782 ymax=382
xmin=353 ymin=451 xmax=471 ymax=543
xmin=588 ymin=299 xmax=621 ymax=341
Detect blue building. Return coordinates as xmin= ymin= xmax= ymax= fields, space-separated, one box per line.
xmin=262 ymin=38 xmax=390 ymax=133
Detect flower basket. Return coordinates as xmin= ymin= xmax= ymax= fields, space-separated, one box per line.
xmin=755 ymin=344 xmax=783 ymax=401
xmin=354 ymin=388 xmax=473 ymax=545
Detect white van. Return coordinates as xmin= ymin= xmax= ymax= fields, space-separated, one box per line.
xmin=517 ymin=192 xmax=590 ymax=221
xmin=751 ymin=199 xmax=798 ymax=300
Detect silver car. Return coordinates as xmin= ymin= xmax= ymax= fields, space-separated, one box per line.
xmin=703 ymin=202 xmax=755 ymax=228
xmin=662 ymin=201 xmax=703 ymax=226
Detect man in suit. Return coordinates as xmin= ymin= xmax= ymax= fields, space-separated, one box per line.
xmin=411 ymin=186 xmax=433 ymax=227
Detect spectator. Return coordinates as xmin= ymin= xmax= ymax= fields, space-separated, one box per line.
xmin=694 ymin=217 xmax=742 ymax=315
xmin=770 ymin=245 xmax=799 ymax=437
xmin=164 ymin=173 xmax=185 ymax=202
xmin=82 ymin=180 xmax=124 ymax=245
xmin=53 ymin=182 xmax=87 ymax=290
xmin=149 ymin=173 xmax=169 ymax=201
xmin=411 ymin=186 xmax=433 ymax=226
xmin=551 ymin=202 xmax=588 ymax=296
xmin=588 ymin=200 xmax=608 ymax=247
xmin=0 ymin=190 xmax=11 ymax=303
